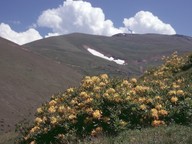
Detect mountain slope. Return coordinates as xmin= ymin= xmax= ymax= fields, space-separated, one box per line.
xmin=25 ymin=33 xmax=192 ymax=77
xmin=0 ymin=37 xmax=82 ymax=133
xmin=1 ymin=33 xmax=192 ymax=134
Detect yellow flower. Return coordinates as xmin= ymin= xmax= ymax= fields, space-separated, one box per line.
xmin=91 ymin=76 xmax=100 ymax=83
xmin=106 ymin=88 xmax=116 ymax=94
xmin=85 ymin=107 xmax=93 ymax=114
xmin=30 ymin=141 xmax=36 ymax=144
xmin=119 ymin=120 xmax=128 ymax=127
xmin=91 ymin=129 xmax=97 ymax=136
xmin=42 ymin=116 xmax=47 ymax=122
xmin=50 ymin=116 xmax=57 ymax=124
xmin=152 ymin=120 xmax=165 ymax=127
xmin=155 ymin=104 xmax=162 ymax=110
xmin=68 ymin=114 xmax=77 ymax=120
xmin=146 ymin=98 xmax=153 ymax=103
xmin=102 ymin=117 xmax=110 ymax=123
xmin=125 ymin=96 xmax=131 ymax=101
xmin=171 ymin=96 xmax=178 ymax=103
xmin=130 ymin=78 xmax=137 ymax=83
xmin=57 ymin=134 xmax=65 ymax=140
xmin=168 ymin=90 xmax=176 ymax=96
xmin=48 ymin=106 xmax=56 ymax=113
xmin=130 ymin=90 xmax=136 ymax=95
xmin=44 ymin=128 xmax=48 ymax=133
xmin=84 ymin=76 xmax=91 ymax=80
xmin=140 ymin=104 xmax=147 ymax=110
xmin=92 ymin=110 xmax=102 ymax=119
xmin=99 ymin=82 xmax=106 ymax=87
xmin=95 ymin=127 xmax=103 ymax=133
xmin=122 ymin=80 xmax=129 ymax=86
xmin=114 ymin=97 xmax=121 ymax=103
xmin=151 ymin=108 xmax=159 ymax=119
xmin=151 ymin=108 xmax=158 ymax=113
xmin=159 ymin=109 xmax=168 ymax=116
xmin=80 ymin=91 xmax=89 ymax=99
xmin=172 ymin=83 xmax=180 ymax=89
xmin=58 ymin=106 xmax=65 ymax=113
xmin=155 ymin=96 xmax=162 ymax=100
xmin=138 ymin=97 xmax=146 ymax=103
xmin=78 ymin=102 xmax=84 ymax=108
xmin=95 ymin=94 xmax=101 ymax=99
xmin=100 ymin=74 xmax=108 ymax=79
xmin=177 ymin=79 xmax=182 ymax=83
xmin=176 ymin=90 xmax=184 ymax=96
xmin=36 ymin=107 xmax=43 ymax=114
xmin=83 ymin=79 xmax=93 ymax=88
xmin=35 ymin=117 xmax=43 ymax=125
xmin=49 ymin=100 xmax=57 ymax=106
xmin=67 ymin=88 xmax=74 ymax=93
xmin=70 ymin=99 xmax=77 ymax=105
xmin=30 ymin=126 xmax=40 ymax=133
xmin=93 ymin=86 xmax=101 ymax=92
xmin=135 ymin=86 xmax=149 ymax=93
xmin=84 ymin=98 xmax=93 ymax=104
xmin=103 ymin=93 xmax=109 ymax=97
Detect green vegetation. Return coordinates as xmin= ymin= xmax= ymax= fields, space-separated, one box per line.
xmin=84 ymin=125 xmax=192 ymax=144
xmin=15 ymin=52 xmax=192 ymax=144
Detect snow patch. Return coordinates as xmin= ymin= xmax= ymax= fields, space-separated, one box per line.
xmin=87 ymin=48 xmax=126 ymax=65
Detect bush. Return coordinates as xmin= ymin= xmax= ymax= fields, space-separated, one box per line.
xmin=16 ymin=52 xmax=192 ymax=144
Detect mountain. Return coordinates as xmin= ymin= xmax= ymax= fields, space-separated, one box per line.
xmin=1 ymin=33 xmax=192 ymax=134
xmin=25 ymin=33 xmax=192 ymax=77
xmin=0 ymin=37 xmax=82 ymax=134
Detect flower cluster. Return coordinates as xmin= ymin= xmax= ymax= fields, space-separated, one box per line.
xmin=16 ymin=53 xmax=192 ymax=144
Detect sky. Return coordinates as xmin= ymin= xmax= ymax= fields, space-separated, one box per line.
xmin=0 ymin=0 xmax=191 ymax=45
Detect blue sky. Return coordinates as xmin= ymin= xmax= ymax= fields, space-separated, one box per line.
xmin=0 ymin=0 xmax=191 ymax=45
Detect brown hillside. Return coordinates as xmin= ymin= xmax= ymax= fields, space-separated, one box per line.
xmin=0 ymin=37 xmax=82 ymax=133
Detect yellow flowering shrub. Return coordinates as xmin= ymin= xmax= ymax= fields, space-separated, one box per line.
xmin=16 ymin=53 xmax=192 ymax=144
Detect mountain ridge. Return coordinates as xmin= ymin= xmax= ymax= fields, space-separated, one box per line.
xmin=25 ymin=33 xmax=192 ymax=76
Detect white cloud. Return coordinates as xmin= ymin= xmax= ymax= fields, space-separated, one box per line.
xmin=122 ymin=11 xmax=176 ymax=35
xmin=37 ymin=0 xmax=122 ymax=36
xmin=0 ymin=1 xmax=176 ymax=45
xmin=0 ymin=23 xmax=42 ymax=45
xmin=37 ymin=1 xmax=175 ymax=36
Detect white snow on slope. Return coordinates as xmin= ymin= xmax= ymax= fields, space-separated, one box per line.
xmin=87 ymin=48 xmax=126 ymax=65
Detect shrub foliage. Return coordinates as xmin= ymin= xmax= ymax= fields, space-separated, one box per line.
xmin=16 ymin=52 xmax=192 ymax=144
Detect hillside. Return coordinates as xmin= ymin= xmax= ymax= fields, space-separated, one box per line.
xmin=1 ymin=33 xmax=192 ymax=135
xmin=25 ymin=33 xmax=192 ymax=76
xmin=16 ymin=50 xmax=192 ymax=144
xmin=0 ymin=37 xmax=82 ymax=134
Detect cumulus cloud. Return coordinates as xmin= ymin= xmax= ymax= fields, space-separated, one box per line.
xmin=0 ymin=23 xmax=42 ymax=45
xmin=0 ymin=1 xmax=176 ymax=45
xmin=37 ymin=1 xmax=175 ymax=36
xmin=122 ymin=11 xmax=176 ymax=35
xmin=37 ymin=0 xmax=122 ymax=36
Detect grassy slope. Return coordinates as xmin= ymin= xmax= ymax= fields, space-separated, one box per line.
xmin=0 ymin=38 xmax=82 ymax=134
xmin=1 ymin=33 xmax=192 ymax=142
xmin=13 ymin=52 xmax=192 ymax=144
xmin=1 ymin=125 xmax=192 ymax=144
xmin=90 ymin=125 xmax=192 ymax=144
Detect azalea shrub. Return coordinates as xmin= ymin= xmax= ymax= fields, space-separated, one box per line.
xmin=16 ymin=52 xmax=192 ymax=144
